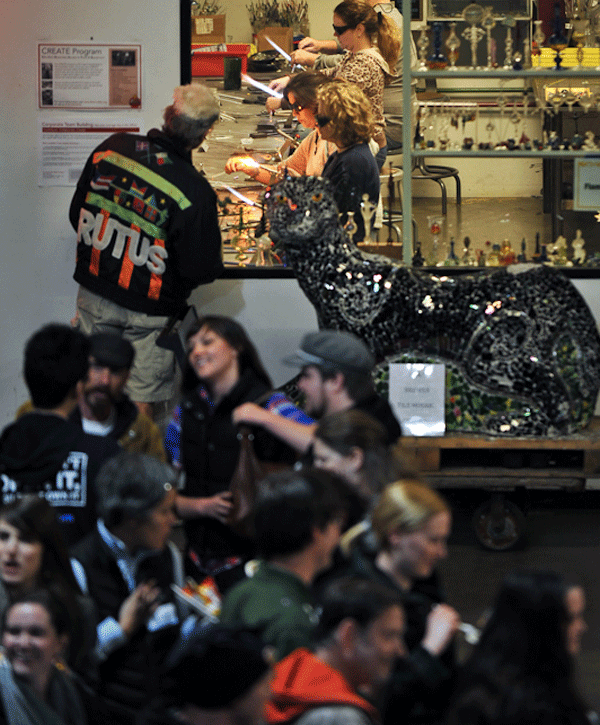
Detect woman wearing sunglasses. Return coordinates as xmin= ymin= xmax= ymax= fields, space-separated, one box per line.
xmin=225 ymin=72 xmax=337 ymax=185
xmin=317 ymin=77 xmax=380 ymax=242
xmin=271 ymin=0 xmax=400 ymax=169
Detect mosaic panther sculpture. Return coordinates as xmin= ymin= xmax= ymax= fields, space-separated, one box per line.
xmin=265 ymin=175 xmax=600 ymax=436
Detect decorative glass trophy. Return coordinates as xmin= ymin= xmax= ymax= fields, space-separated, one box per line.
xmin=427 ymin=22 xmax=448 ymax=69
xmin=481 ymin=6 xmax=497 ymax=70
xmin=502 ymin=14 xmax=516 ymax=69
xmin=417 ymin=26 xmax=429 ymax=70
xmin=462 ymin=3 xmax=485 ymax=69
xmin=532 ymin=20 xmax=545 ymax=68
xmin=445 ymin=22 xmax=461 ymax=69
xmin=571 ymin=19 xmax=590 ymax=70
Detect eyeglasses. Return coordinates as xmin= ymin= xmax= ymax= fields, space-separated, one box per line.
xmin=316 ymin=114 xmax=331 ymax=127
xmin=332 ymin=23 xmax=352 ymax=34
xmin=290 ymin=101 xmax=304 ymax=112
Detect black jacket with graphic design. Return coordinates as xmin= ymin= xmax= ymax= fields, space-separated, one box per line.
xmin=71 ymin=129 xmax=224 ymax=316
xmin=0 ymin=413 xmax=120 ymax=546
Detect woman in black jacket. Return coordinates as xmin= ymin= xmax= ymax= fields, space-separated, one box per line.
xmin=446 ymin=569 xmax=589 ymax=725
xmin=168 ymin=315 xmax=295 ymax=589
xmin=342 ymin=479 xmax=460 ymax=725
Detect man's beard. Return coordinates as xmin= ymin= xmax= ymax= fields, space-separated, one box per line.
xmin=85 ymin=387 xmax=114 ymax=419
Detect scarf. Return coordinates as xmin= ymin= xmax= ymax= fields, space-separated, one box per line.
xmin=0 ymin=654 xmax=88 ymax=725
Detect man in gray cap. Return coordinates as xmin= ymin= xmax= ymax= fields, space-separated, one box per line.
xmin=233 ymin=330 xmax=401 ymax=453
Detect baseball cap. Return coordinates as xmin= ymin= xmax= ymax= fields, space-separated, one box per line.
xmin=283 ymin=330 xmax=375 ymax=375
xmin=90 ymin=333 xmax=135 ymax=370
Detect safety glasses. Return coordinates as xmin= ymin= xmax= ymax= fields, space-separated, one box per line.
xmin=332 ymin=23 xmax=352 ymax=34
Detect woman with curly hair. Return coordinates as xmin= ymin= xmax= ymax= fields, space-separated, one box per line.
xmin=317 ymin=77 xmax=380 ymax=241
xmin=446 ymin=570 xmax=589 ymax=725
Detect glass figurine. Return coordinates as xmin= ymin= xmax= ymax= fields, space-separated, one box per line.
xmin=445 ymin=22 xmax=461 ymax=69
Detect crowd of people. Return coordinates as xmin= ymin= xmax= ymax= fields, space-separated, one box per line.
xmin=0 ymin=9 xmax=593 ymax=722
xmin=0 ymin=317 xmax=593 ymax=725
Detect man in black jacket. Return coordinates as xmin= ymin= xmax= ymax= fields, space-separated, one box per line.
xmin=70 ymin=83 xmax=224 ymax=418
xmin=0 ymin=323 xmax=120 ymax=545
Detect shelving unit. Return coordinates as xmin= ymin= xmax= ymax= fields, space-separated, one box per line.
xmin=399 ymin=0 xmax=600 ymax=263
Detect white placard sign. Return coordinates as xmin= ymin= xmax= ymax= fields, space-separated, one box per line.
xmin=388 ymin=363 xmax=446 ymax=436
xmin=573 ymin=158 xmax=600 ymax=211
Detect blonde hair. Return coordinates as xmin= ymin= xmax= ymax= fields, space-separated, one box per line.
xmin=317 ymin=78 xmax=375 ymax=148
xmin=371 ymin=479 xmax=449 ymax=549
xmin=334 ymin=0 xmax=401 ymax=71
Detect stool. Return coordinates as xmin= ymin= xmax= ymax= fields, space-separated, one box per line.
xmin=378 ymin=162 xmax=418 ymax=247
xmin=412 ymin=157 xmax=462 ymax=215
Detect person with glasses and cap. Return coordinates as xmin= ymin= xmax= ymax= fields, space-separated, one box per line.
xmin=233 ymin=329 xmax=401 ymax=456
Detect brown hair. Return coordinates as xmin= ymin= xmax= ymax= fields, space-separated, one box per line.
xmin=0 ymin=496 xmax=79 ymax=592
xmin=315 ymin=410 xmax=411 ymax=496
xmin=284 ymin=71 xmax=330 ymax=112
xmin=334 ymin=0 xmax=400 ymax=71
xmin=183 ymin=315 xmax=272 ymax=391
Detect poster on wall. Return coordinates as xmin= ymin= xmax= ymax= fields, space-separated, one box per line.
xmin=38 ymin=44 xmax=142 ymax=110
xmin=38 ymin=117 xmax=144 ymax=187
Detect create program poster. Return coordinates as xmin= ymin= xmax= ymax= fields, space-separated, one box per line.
xmin=38 ymin=44 xmax=142 ymax=110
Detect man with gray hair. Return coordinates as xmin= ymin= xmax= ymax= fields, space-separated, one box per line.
xmin=70 ymin=83 xmax=224 ymax=418
xmin=71 ymin=451 xmax=184 ymax=725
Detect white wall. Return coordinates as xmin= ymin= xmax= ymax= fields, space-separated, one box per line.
xmin=0 ymin=0 xmax=181 ymax=425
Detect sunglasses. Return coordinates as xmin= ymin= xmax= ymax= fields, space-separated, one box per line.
xmin=290 ymin=101 xmax=304 ymax=112
xmin=316 ymin=114 xmax=331 ymax=127
xmin=332 ymin=23 xmax=352 ymax=34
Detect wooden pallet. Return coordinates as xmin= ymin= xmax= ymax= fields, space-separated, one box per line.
xmin=399 ymin=417 xmax=600 ymax=492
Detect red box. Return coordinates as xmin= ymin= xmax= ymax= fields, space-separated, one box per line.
xmin=191 ymin=44 xmax=250 ymax=77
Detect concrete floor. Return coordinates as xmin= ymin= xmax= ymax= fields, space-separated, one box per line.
xmin=438 ymin=488 xmax=600 ymax=714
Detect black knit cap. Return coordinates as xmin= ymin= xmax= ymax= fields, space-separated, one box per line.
xmin=89 ymin=333 xmax=135 ymax=370
xmin=165 ymin=623 xmax=271 ymax=709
